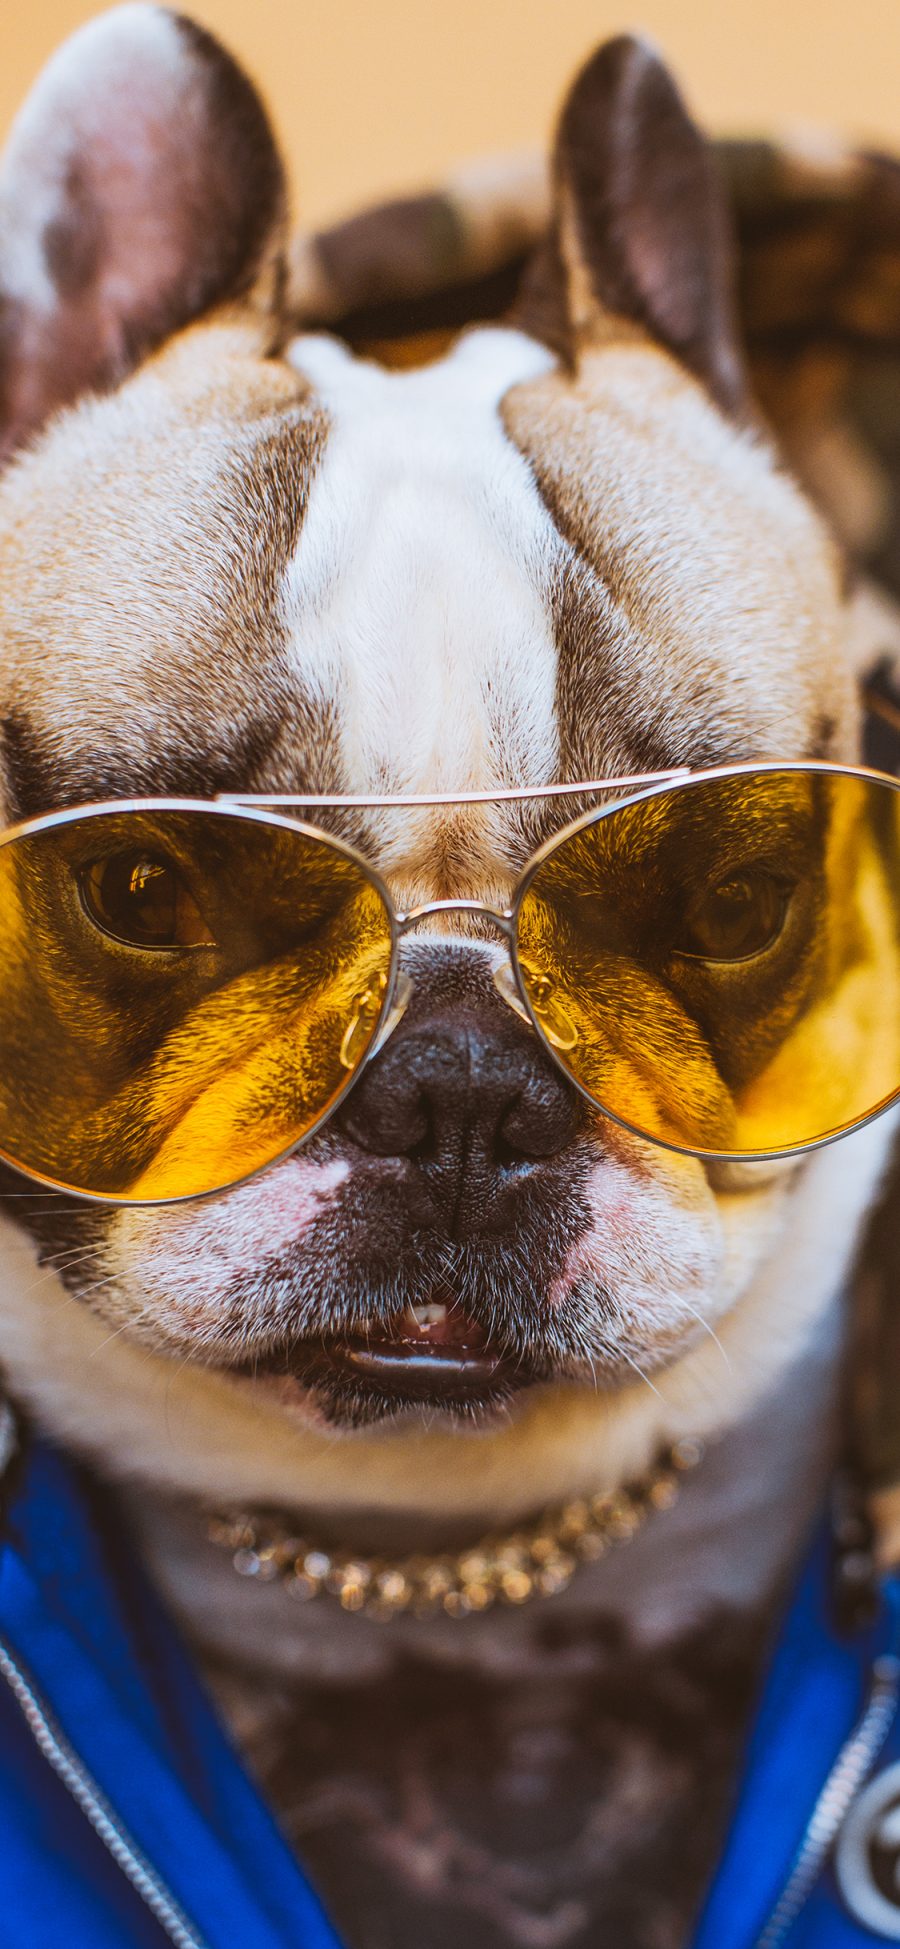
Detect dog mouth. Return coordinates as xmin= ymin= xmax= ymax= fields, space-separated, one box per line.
xmin=319 ymin=1296 xmax=515 ymax=1394
xmin=232 ymin=1290 xmax=534 ymax=1419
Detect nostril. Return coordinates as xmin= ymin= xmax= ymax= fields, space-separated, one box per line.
xmin=500 ymin=1088 xmax=580 ymax=1161
xmin=406 ymin=1115 xmax=434 ymax=1164
xmin=493 ymin=1129 xmax=540 ymax=1171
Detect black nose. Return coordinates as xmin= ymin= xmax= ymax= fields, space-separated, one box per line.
xmin=337 ymin=983 xmax=581 ymax=1235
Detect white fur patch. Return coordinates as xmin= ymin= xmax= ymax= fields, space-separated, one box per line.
xmin=283 ymin=329 xmax=561 ymax=888
xmin=108 ymin=1155 xmax=350 ymax=1354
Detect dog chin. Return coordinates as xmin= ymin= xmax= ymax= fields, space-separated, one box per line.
xmin=214 ymin=1295 xmax=695 ymax=1432
xmin=237 ymin=1366 xmax=528 ymax=1432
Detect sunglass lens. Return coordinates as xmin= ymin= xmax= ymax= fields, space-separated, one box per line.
xmin=0 ymin=809 xmax=394 ymax=1199
xmin=515 ymin=770 xmax=900 ymax=1156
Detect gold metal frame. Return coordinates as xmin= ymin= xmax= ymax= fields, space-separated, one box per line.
xmin=1 ymin=757 xmax=899 ymax=1204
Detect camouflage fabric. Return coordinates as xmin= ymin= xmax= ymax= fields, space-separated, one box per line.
xmin=290 ymin=141 xmax=900 ymax=1549
xmin=722 ymin=138 xmax=900 ymax=596
xmin=290 ymin=138 xmax=900 ymax=591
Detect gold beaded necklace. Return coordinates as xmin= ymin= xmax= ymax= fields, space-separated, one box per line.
xmin=206 ymin=1436 xmax=705 ymax=1622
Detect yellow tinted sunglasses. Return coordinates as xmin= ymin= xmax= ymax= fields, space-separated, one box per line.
xmin=1 ymin=759 xmax=898 ymax=1203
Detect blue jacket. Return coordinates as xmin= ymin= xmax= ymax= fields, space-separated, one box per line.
xmin=3 ymin=1433 xmax=900 ymax=1948
xmin=0 ymin=1438 xmax=342 ymax=1948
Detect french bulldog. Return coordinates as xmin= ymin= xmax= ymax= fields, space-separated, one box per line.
xmin=0 ymin=9 xmax=894 ymax=1945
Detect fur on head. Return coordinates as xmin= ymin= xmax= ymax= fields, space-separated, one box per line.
xmin=0 ymin=8 xmax=888 ymax=1523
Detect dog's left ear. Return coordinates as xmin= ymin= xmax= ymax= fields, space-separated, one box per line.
xmin=543 ymin=35 xmax=745 ymax=415
xmin=0 ymin=4 xmax=287 ymax=460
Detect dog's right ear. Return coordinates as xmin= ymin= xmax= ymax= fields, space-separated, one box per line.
xmin=0 ymin=4 xmax=287 ymax=461
xmin=524 ymin=34 xmax=745 ymax=417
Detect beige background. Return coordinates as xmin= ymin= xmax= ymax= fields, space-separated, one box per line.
xmin=2 ymin=0 xmax=900 ymax=227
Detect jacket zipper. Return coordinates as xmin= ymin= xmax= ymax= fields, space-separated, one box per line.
xmin=0 ymin=1638 xmax=208 ymax=1949
xmin=753 ymin=1650 xmax=900 ymax=1949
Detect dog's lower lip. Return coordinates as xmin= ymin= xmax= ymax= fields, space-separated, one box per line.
xmin=319 ymin=1339 xmax=512 ymax=1397
xmin=238 ymin=1297 xmax=525 ymax=1399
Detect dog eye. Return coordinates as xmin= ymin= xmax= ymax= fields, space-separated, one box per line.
xmin=674 ymin=871 xmax=791 ymax=964
xmin=80 ymin=853 xmax=214 ymax=949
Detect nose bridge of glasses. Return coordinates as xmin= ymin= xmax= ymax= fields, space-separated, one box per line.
xmin=360 ymin=903 xmax=527 ymax=1065
xmin=396 ymin=897 xmax=514 ymax=936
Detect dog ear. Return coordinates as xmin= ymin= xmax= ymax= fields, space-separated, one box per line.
xmin=539 ymin=35 xmax=745 ymax=415
xmin=0 ymin=4 xmax=286 ymax=460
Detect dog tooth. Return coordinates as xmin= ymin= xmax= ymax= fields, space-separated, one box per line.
xmin=410 ymin=1302 xmax=448 ymax=1327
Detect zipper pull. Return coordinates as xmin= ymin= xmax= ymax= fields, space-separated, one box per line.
xmin=754 ymin=1652 xmax=900 ymax=1948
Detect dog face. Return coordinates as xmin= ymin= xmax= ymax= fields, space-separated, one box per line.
xmin=0 ymin=8 xmax=885 ymax=1507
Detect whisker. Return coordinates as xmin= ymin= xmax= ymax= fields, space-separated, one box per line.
xmin=68 ymin=1271 xmax=124 ymax=1311
xmin=88 ymin=1318 xmax=136 ymax=1360
xmin=679 ymin=1299 xmax=732 ymax=1373
xmin=46 ymin=1249 xmax=105 ymax=1275
xmin=10 ymin=1251 xmax=102 ymax=1302
xmin=614 ymin=1342 xmax=666 ymax=1402
xmin=0 ymin=1192 xmax=84 ymax=1200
